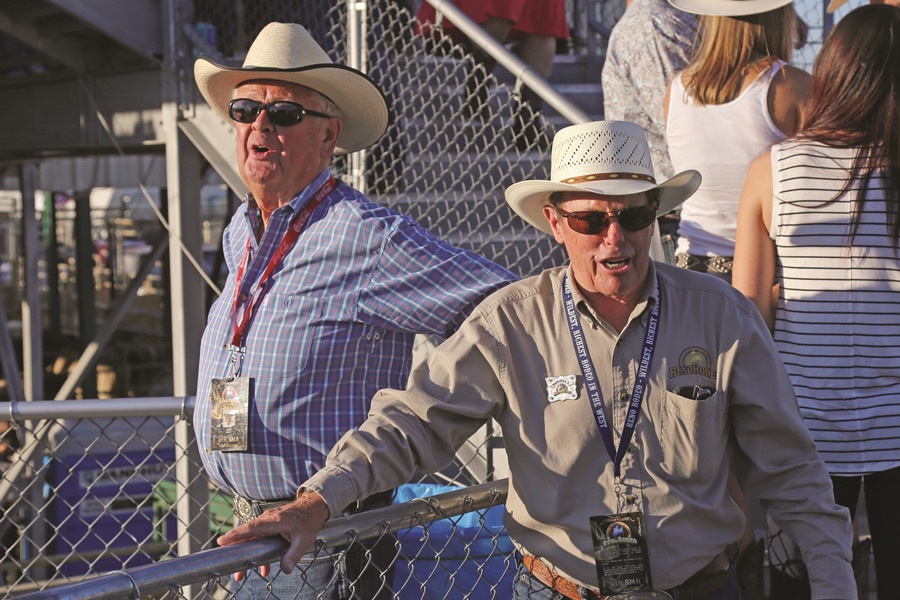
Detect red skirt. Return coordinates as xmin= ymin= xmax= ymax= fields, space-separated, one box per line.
xmin=417 ymin=0 xmax=569 ymax=40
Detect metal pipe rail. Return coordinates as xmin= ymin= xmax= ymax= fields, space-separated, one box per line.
xmin=2 ymin=397 xmax=196 ymax=422
xmin=424 ymin=0 xmax=590 ymax=126
xmin=0 ymin=397 xmax=197 ymax=510
xmin=14 ymin=479 xmax=510 ymax=600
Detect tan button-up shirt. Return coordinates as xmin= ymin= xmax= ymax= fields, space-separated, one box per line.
xmin=305 ymin=263 xmax=856 ymax=598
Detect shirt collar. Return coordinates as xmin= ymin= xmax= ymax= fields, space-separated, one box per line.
xmin=642 ymin=261 xmax=661 ymax=311
xmin=564 ymin=262 xmax=659 ymax=330
xmin=287 ymin=169 xmax=334 ymax=213
xmin=244 ymin=168 xmax=334 ymax=220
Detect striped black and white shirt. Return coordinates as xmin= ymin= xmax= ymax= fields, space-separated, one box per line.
xmin=771 ymin=139 xmax=900 ymax=476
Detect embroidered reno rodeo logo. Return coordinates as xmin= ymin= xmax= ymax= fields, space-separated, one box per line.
xmin=669 ymin=347 xmax=717 ymax=379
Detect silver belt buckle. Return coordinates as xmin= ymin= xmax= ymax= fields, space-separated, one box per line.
xmin=233 ymin=495 xmax=255 ymax=524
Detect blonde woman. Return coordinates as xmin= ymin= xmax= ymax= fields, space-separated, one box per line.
xmin=664 ymin=0 xmax=809 ymax=284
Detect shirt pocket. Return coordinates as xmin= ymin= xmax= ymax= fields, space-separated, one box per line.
xmin=657 ymin=388 xmax=727 ymax=482
xmin=248 ymin=293 xmax=328 ymax=374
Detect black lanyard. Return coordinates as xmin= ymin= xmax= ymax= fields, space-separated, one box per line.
xmin=562 ymin=274 xmax=661 ymax=480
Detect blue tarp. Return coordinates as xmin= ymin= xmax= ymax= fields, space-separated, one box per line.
xmin=392 ymin=483 xmax=516 ymax=599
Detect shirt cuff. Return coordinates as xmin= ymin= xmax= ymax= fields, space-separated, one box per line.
xmin=300 ymin=465 xmax=362 ymax=519
xmin=807 ymin=557 xmax=857 ymax=600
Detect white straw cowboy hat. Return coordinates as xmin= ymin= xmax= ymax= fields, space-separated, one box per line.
xmin=194 ymin=22 xmax=389 ymax=154
xmin=666 ymin=0 xmax=793 ymax=16
xmin=505 ymin=121 xmax=701 ymax=235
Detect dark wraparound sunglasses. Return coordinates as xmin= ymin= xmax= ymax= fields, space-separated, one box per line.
xmin=228 ymin=98 xmax=336 ymax=127
xmin=555 ymin=202 xmax=659 ymax=235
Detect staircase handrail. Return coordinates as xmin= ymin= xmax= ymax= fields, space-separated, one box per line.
xmin=423 ymin=0 xmax=590 ymax=126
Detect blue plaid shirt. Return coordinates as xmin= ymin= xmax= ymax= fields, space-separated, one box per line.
xmin=195 ymin=170 xmax=516 ymax=500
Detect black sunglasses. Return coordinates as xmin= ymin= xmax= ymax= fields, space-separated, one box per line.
xmin=228 ymin=98 xmax=336 ymax=127
xmin=554 ymin=202 xmax=659 ymax=235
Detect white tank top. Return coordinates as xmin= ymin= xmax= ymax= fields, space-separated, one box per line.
xmin=667 ymin=61 xmax=787 ymax=256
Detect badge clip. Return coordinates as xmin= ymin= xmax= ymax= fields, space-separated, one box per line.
xmin=224 ymin=344 xmax=246 ymax=378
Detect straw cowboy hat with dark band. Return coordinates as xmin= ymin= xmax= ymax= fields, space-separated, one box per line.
xmin=194 ymin=22 xmax=389 ymax=154
xmin=505 ymin=121 xmax=701 ymax=235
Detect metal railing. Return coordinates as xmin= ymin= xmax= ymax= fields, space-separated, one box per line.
xmin=0 ymin=398 xmax=510 ymax=598
xmin=14 ymin=479 xmax=510 ymax=600
xmin=423 ymin=0 xmax=590 ymax=125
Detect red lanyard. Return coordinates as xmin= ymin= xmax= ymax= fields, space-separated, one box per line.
xmin=229 ymin=176 xmax=336 ymax=349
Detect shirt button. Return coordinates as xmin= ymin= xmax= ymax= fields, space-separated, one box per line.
xmin=619 ymin=392 xmax=629 ymax=403
xmin=241 ymin=293 xmax=249 ymax=301
xmin=626 ymin=495 xmax=636 ymax=504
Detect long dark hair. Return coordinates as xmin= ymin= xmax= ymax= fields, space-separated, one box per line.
xmin=798 ymin=4 xmax=900 ymax=249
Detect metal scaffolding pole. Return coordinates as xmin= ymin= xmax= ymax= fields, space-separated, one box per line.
xmin=162 ymin=2 xmax=207 ymax=592
xmin=41 ymin=191 xmax=60 ymax=345
xmin=18 ymin=162 xmax=49 ymax=581
xmin=424 ymin=0 xmax=590 ymax=125
xmin=73 ymin=190 xmax=97 ymax=399
xmin=19 ymin=164 xmax=42 ymax=403
xmin=0 ymin=301 xmax=24 ymax=404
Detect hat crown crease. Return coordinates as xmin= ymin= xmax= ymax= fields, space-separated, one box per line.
xmin=552 ymin=129 xmax=654 ymax=181
xmin=243 ymin=25 xmax=333 ymax=70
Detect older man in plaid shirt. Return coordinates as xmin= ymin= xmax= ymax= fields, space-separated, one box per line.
xmin=192 ymin=22 xmax=515 ymax=599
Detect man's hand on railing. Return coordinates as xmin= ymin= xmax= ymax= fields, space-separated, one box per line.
xmin=217 ymin=489 xmax=330 ymax=581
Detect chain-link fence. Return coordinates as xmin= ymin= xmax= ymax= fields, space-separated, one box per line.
xmin=0 ymin=401 xmax=193 ymax=594
xmin=0 ymin=399 xmax=512 ymax=598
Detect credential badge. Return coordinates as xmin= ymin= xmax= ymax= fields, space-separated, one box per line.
xmin=545 ymin=374 xmax=577 ymax=403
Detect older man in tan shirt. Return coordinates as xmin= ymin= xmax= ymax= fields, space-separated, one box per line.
xmin=217 ymin=122 xmax=856 ymax=600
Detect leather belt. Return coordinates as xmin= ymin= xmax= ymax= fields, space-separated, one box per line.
xmin=675 ymin=253 xmax=734 ymax=275
xmin=522 ymin=551 xmax=733 ymax=600
xmin=233 ymin=488 xmax=395 ymax=524
xmin=522 ymin=555 xmax=601 ymax=600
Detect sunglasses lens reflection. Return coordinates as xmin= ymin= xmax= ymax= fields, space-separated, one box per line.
xmin=568 ymin=213 xmax=608 ymax=234
xmin=229 ymin=99 xmax=261 ymax=123
xmin=562 ymin=205 xmax=657 ymax=235
xmin=619 ymin=205 xmax=657 ymax=231
xmin=266 ymin=103 xmax=304 ymax=126
xmin=228 ymin=100 xmax=305 ymax=126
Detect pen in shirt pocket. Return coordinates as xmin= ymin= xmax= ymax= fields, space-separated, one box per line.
xmin=672 ymin=384 xmax=714 ymax=400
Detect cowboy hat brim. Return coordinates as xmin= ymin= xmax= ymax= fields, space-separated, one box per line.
xmin=194 ymin=59 xmax=389 ymax=155
xmin=505 ymin=169 xmax=701 ymax=235
xmin=666 ymin=0 xmax=792 ymax=16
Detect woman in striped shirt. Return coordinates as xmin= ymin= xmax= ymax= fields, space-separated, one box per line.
xmin=733 ymin=5 xmax=900 ymax=597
